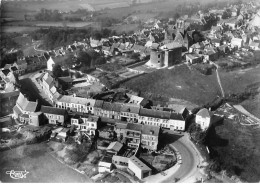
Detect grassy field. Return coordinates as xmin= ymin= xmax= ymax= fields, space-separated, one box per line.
xmin=206 ymin=119 xmax=260 ymax=182
xmin=1 ymin=26 xmax=38 ymax=34
xmin=0 ymin=143 xmax=92 ymax=182
xmin=121 ymin=64 xmax=221 ymax=106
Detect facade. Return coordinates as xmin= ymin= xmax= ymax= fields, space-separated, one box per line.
xmin=13 ymin=92 xmax=40 ymax=125
xmin=138 ymin=108 xmax=186 ymax=131
xmin=98 ymin=156 xmax=113 ymax=173
xmin=39 ymin=72 xmax=60 ymax=103
xmin=128 ymin=156 xmax=152 ymax=179
xmin=186 ymin=53 xmax=203 ymax=64
xmin=125 ymin=123 xmax=143 ymax=148
xmin=40 ymin=105 xmax=68 ymax=125
xmin=14 ymin=59 xmax=28 ymax=74
xmin=55 ymin=95 xmax=96 ymax=114
xmin=231 ymin=38 xmax=244 ymax=48
xmin=141 ymin=125 xmax=160 ymax=151
xmin=47 ymin=57 xmax=55 ymax=71
xmin=195 ymin=108 xmax=213 ymax=130
xmin=120 ymin=104 xmax=140 ymax=123
xmin=71 ymin=115 xmax=99 ymax=136
xmin=114 ymin=122 xmax=127 ymax=139
xmin=149 ymin=42 xmax=182 ymax=68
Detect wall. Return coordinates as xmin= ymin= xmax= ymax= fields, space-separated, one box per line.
xmin=150 ymin=50 xmax=164 ymax=68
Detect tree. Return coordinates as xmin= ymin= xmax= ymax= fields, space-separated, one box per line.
xmin=188 ymin=123 xmax=207 ymax=143
xmin=95 ymin=57 xmax=106 ymax=66
xmin=52 ymin=64 xmax=63 ymax=77
xmin=77 ymin=50 xmax=92 ymax=67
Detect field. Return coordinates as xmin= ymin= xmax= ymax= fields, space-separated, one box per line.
xmin=35 ymin=22 xmax=94 ymax=28
xmin=0 ymin=143 xmax=92 ymax=182
xmin=206 ymin=119 xmax=260 ymax=182
xmin=121 ymin=64 xmax=221 ymax=106
xmin=1 ymin=26 xmax=38 ymax=34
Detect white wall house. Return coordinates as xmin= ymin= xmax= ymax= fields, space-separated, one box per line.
xmin=195 ymin=108 xmax=212 ymax=131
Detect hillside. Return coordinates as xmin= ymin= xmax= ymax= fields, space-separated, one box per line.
xmin=121 ymin=64 xmax=221 ymax=106
xmin=207 ymin=119 xmax=260 ymax=182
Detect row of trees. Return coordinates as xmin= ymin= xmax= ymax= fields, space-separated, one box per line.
xmin=34 ymin=8 xmax=63 ymax=21
xmin=30 ymin=27 xmax=117 ymax=50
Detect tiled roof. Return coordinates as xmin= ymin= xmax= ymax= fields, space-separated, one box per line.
xmin=13 ymin=105 xmax=22 ymax=116
xmin=2 ymin=69 xmax=10 ymax=76
xmin=58 ymin=95 xmax=96 ymax=107
xmin=24 ymin=102 xmax=38 ymax=112
xmin=94 ymin=100 xmax=104 ymax=108
xmin=139 ymin=108 xmax=171 ymax=119
xmin=41 ymin=106 xmax=67 ymax=116
xmin=106 ymin=141 xmax=123 ymax=152
xmin=142 ymin=125 xmax=160 ymax=136
xmin=115 ymin=122 xmax=127 ymax=129
xmin=170 ymin=113 xmax=184 ymax=120
xmin=126 ymin=123 xmax=143 ymax=132
xmin=102 ymin=101 xmax=122 ymax=112
xmin=196 ymin=108 xmax=213 ymax=118
xmin=120 ymin=104 xmax=140 ymax=114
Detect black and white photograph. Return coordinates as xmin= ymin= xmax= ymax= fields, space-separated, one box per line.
xmin=0 ymin=0 xmax=260 ymax=183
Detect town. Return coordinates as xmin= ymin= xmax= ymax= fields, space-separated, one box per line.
xmin=1 ymin=0 xmax=260 ymax=183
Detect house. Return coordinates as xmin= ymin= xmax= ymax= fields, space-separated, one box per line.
xmin=0 ymin=91 xmax=20 ymax=117
xmin=185 ymin=53 xmax=203 ymax=64
xmin=203 ymin=50 xmax=219 ymax=62
xmin=138 ymin=108 xmax=186 ymax=131
xmin=106 ymin=141 xmax=123 ymax=155
xmin=128 ymin=156 xmax=152 ymax=179
xmin=195 ymin=108 xmax=213 ymax=130
xmin=98 ymin=156 xmax=113 ymax=173
xmin=39 ymin=72 xmax=60 ymax=103
xmin=40 ymin=105 xmax=68 ymax=125
xmin=57 ymin=76 xmax=73 ymax=90
xmin=231 ymin=38 xmax=244 ymax=48
xmin=56 ymin=128 xmax=70 ymax=142
xmin=99 ymin=102 xmax=122 ymax=120
xmin=248 ymin=40 xmax=260 ymax=50
xmin=55 ymin=95 xmax=96 ymax=114
xmin=71 ymin=115 xmax=99 ymax=136
xmin=148 ymin=42 xmax=182 ymax=68
xmin=141 ymin=125 xmax=160 ymax=151
xmin=125 ymin=123 xmax=142 ymax=148
xmin=47 ymin=57 xmax=56 ymax=71
xmin=13 ymin=92 xmax=40 ymax=125
xmin=218 ymin=44 xmax=230 ymax=56
xmin=211 ymin=38 xmax=221 ymax=47
xmin=120 ymin=104 xmax=140 ymax=123
xmin=114 ymin=122 xmax=127 ymax=140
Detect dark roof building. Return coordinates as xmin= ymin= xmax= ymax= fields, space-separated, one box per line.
xmin=41 ymin=106 xmax=67 ymax=116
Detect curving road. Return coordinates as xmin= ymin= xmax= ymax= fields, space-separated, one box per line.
xmin=162 ymin=131 xmax=203 ymax=183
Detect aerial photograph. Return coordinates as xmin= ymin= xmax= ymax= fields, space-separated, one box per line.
xmin=0 ymin=0 xmax=260 ymax=183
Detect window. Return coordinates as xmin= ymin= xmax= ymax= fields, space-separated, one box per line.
xmin=158 ymin=54 xmax=160 ymax=58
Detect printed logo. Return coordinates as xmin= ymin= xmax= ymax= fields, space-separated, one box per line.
xmin=6 ymin=170 xmax=29 ymax=179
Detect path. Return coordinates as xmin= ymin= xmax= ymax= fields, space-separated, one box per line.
xmin=211 ymin=62 xmax=225 ymax=98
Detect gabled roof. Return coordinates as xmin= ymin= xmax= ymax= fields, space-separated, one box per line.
xmin=196 ymin=108 xmax=213 ymax=118
xmin=2 ymin=69 xmax=10 ymax=76
xmin=140 ymin=108 xmax=171 ymax=119
xmin=24 ymin=102 xmax=38 ymax=112
xmin=58 ymin=76 xmax=73 ymax=83
xmin=41 ymin=106 xmax=67 ymax=116
xmin=94 ymin=100 xmax=104 ymax=108
xmin=58 ymin=95 xmax=96 ymax=107
xmin=16 ymin=92 xmax=38 ymax=112
xmin=126 ymin=123 xmax=143 ymax=132
xmin=120 ymin=104 xmax=140 ymax=114
xmin=106 ymin=141 xmax=123 ymax=152
xmin=115 ymin=122 xmax=127 ymax=129
xmin=10 ymin=66 xmax=18 ymax=71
